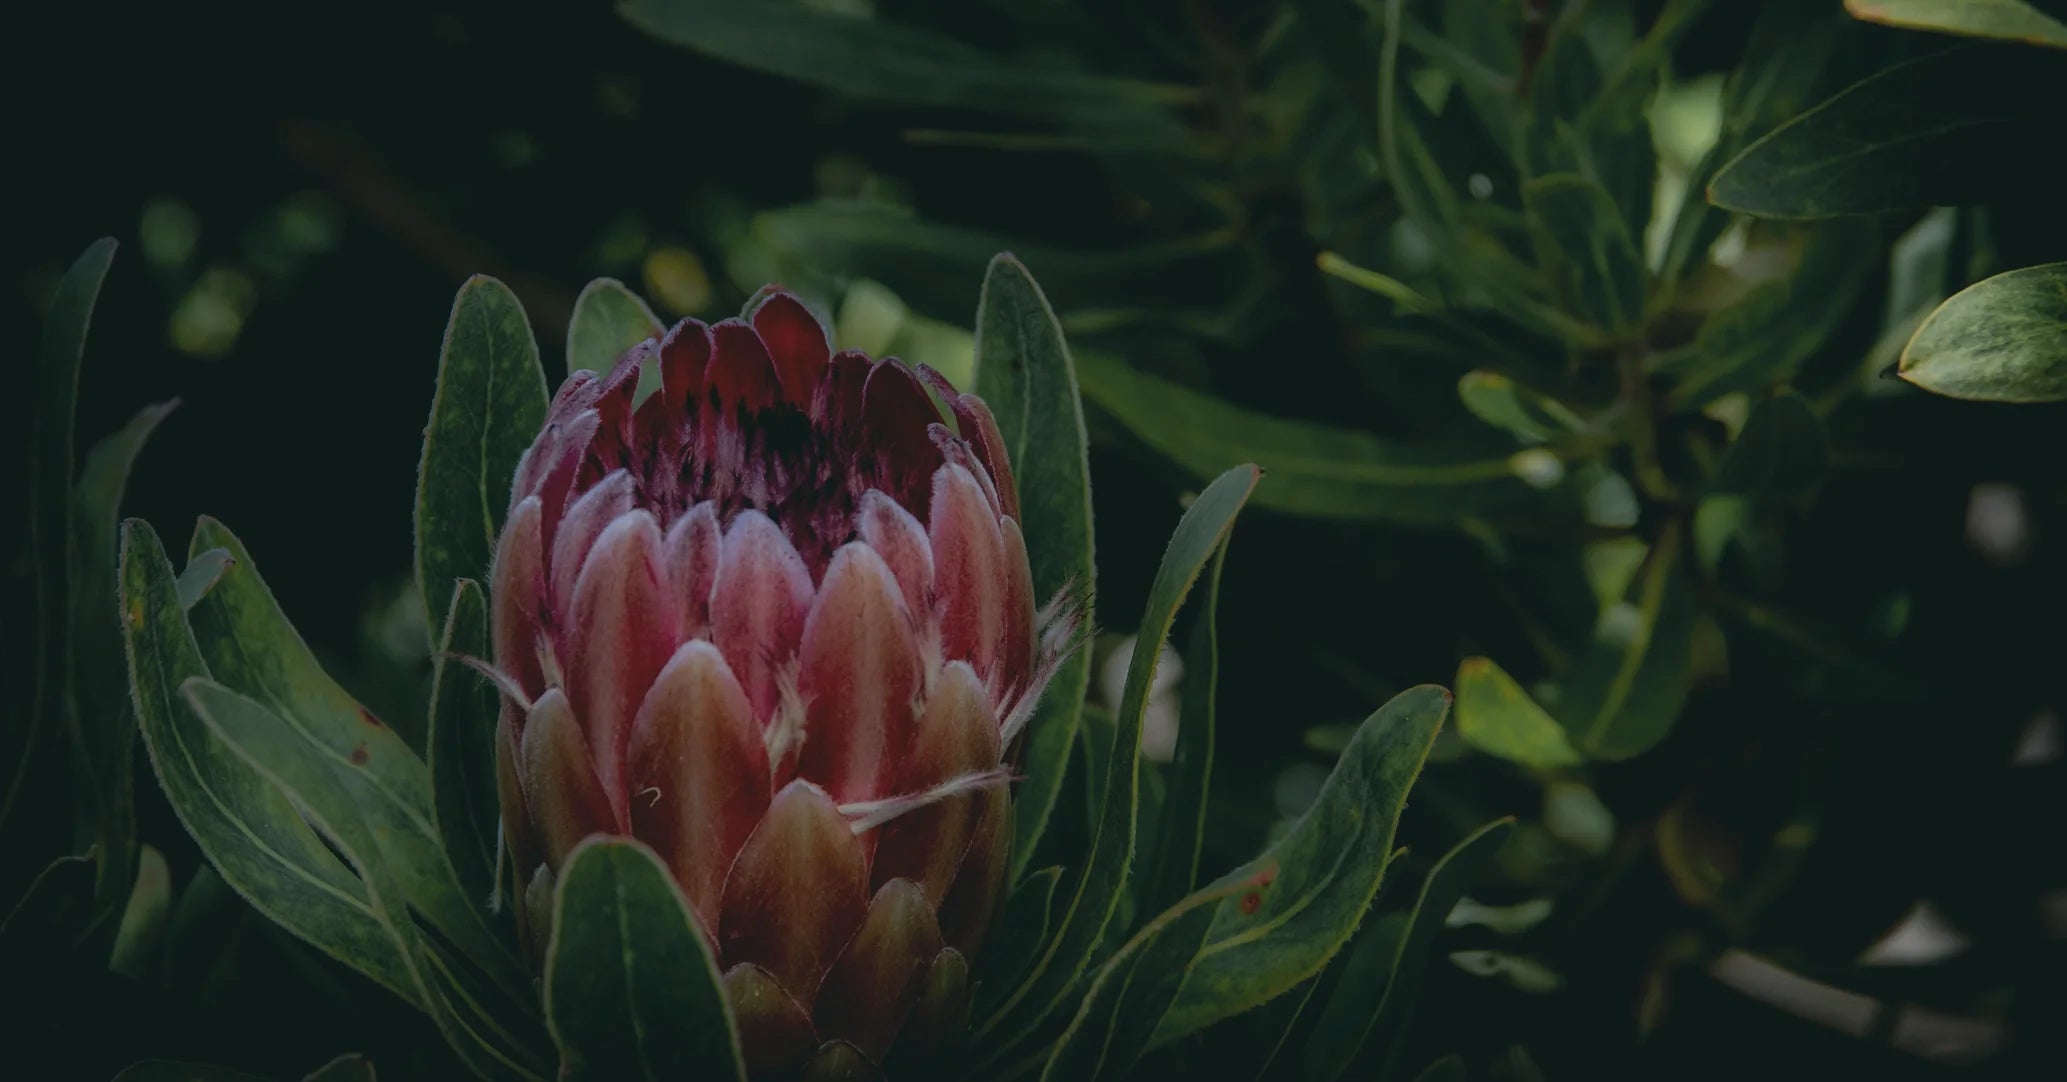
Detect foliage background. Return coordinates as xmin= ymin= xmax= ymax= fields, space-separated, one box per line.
xmin=6 ymin=0 xmax=2065 ymax=1079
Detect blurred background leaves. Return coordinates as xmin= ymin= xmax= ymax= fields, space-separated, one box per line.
xmin=8 ymin=0 xmax=2067 ymax=1078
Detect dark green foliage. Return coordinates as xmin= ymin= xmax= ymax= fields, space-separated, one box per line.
xmin=15 ymin=0 xmax=2067 ymax=1078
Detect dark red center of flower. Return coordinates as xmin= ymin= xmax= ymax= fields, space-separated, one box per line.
xmin=530 ymin=291 xmax=1010 ymax=577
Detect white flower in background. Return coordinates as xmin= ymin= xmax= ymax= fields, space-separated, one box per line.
xmin=1098 ymin=635 xmax=1184 ymax=762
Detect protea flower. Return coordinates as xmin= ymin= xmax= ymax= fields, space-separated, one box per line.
xmin=484 ymin=289 xmax=1071 ymax=1076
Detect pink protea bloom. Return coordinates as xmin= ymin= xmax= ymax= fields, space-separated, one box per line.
xmin=485 ymin=289 xmax=1071 ymax=1075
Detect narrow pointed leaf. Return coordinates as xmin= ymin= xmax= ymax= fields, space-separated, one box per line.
xmin=1659 ymin=4 xmax=1851 ymax=289
xmin=546 ymin=837 xmax=746 ymax=1082
xmin=1551 ymin=529 xmax=1697 ymax=761
xmin=302 ymin=1055 xmax=378 ymax=1082
xmin=1042 ymin=863 xmax=1277 ymax=1082
xmin=121 ymin=519 xmax=417 ymax=1003
xmin=1246 ymin=974 xmax=1327 ymax=1082
xmin=971 ymin=254 xmax=1095 ymax=884
xmin=1453 ymin=658 xmax=1582 ymax=769
xmin=415 ymin=275 xmax=548 ymax=641
xmin=1075 ymin=351 xmax=1578 ymax=524
xmin=1302 ymin=820 xmax=1515 ymax=1081
xmin=0 ymin=855 xmax=94 ymax=973
xmin=985 ymin=865 xmax=1065 ymax=995
xmin=1152 ymin=685 xmax=1451 ymax=1045
xmin=179 ymin=677 xmax=550 ymax=1078
xmin=1657 ymin=220 xmax=1879 ymax=411
xmin=568 ymin=277 xmax=664 ymax=377
xmin=1523 ymin=174 xmax=1647 ymax=334
xmin=184 ymin=518 xmax=520 ymax=985
xmin=1847 ymin=0 xmax=2067 ymax=50
xmin=8 ymin=237 xmax=116 ymax=870
xmin=70 ymin=400 xmax=178 ymax=907
xmin=974 ymin=465 xmax=1259 ymax=1064
xmin=619 ymin=0 xmax=1188 ymax=122
xmin=176 ymin=547 xmax=235 ymax=611
xmin=1707 ymin=46 xmax=2052 ymax=219
xmin=109 ymin=845 xmax=173 ymax=980
xmin=429 ymin=578 xmax=503 ymax=907
xmin=1137 ymin=542 xmax=1225 ymax=919
xmin=1897 ymin=262 xmax=2067 ymax=402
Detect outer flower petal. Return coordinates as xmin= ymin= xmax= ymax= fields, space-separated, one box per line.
xmin=928 ymin=464 xmax=1007 ymax=685
xmin=796 ymin=543 xmax=923 ymax=805
xmin=725 ymin=964 xmax=818 ymax=1077
xmin=718 ymin=779 xmax=868 ymax=1006
xmin=954 ymin=392 xmax=1020 ymax=522
xmin=869 ymin=662 xmax=1000 ymax=904
xmin=627 ymin=640 xmax=771 ymax=936
xmin=490 ymin=494 xmax=547 ymax=700
xmin=549 ymin=469 xmax=635 ymax=611
xmin=814 ymin=879 xmax=944 ymax=1064
xmin=856 ymin=491 xmax=934 ymax=630
xmin=518 ymin=689 xmax=617 ymax=860
xmin=937 ymin=785 xmax=1009 ymax=960
xmin=565 ymin=510 xmax=679 ymax=820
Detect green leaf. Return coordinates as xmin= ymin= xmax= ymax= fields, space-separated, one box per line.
xmin=1301 ymin=821 xmax=1515 ymax=1081
xmin=176 ymin=676 xmax=547 ymax=1081
xmin=1076 ymin=352 xmax=1576 ymax=525
xmin=747 ymin=201 xmax=1236 ymax=330
xmin=429 ymin=578 xmax=504 ymax=911
xmin=7 ymin=237 xmax=116 ymax=868
xmin=301 ymin=1055 xmax=377 ymax=1082
xmin=415 ymin=275 xmax=548 ymax=643
xmin=1152 ymin=684 xmax=1452 ymax=1045
xmin=1847 ymin=0 xmax=2067 ymax=50
xmin=70 ymin=400 xmax=178 ymax=906
xmin=1523 ymin=174 xmax=1647 ymax=333
xmin=1711 ymin=393 xmax=1827 ymax=495
xmin=1453 ymin=658 xmax=1583 ymax=769
xmin=109 ymin=844 xmax=173 ymax=980
xmin=1042 ymin=863 xmax=1277 ymax=1082
xmin=618 ymin=0 xmax=1190 ymax=122
xmin=183 ymin=518 xmax=520 ymax=985
xmin=1707 ymin=46 xmax=2052 ymax=219
xmin=971 ymin=255 xmax=1096 ymax=885
xmin=567 ymin=277 xmax=664 ymax=377
xmin=1244 ymin=974 xmax=1328 ymax=1081
xmin=0 ymin=854 xmax=94 ymax=973
xmin=175 ymin=547 xmax=235 ymax=611
xmin=1136 ymin=543 xmax=1225 ymax=920
xmin=546 ymin=838 xmax=745 ymax=1082
xmin=121 ymin=519 xmax=418 ymax=1003
xmin=1434 ymin=0 xmax=1525 ymax=148
xmin=1658 ymin=220 xmax=1879 ymax=410
xmin=1456 ymin=372 xmax=1582 ymax=444
xmin=1550 ymin=528 xmax=1696 ymax=761
xmin=1658 ymin=5 xmax=1852 ymax=289
xmin=974 ymin=465 xmax=1260 ymax=1066
xmin=987 ymin=866 xmax=1066 ymax=995
xmin=1897 ymin=262 xmax=2067 ymax=401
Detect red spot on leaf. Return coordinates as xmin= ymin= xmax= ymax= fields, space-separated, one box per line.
xmin=349 ymin=744 xmax=369 ymax=766
xmin=358 ymin=707 xmax=385 ymax=728
xmin=1240 ymin=892 xmax=1261 ymax=915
